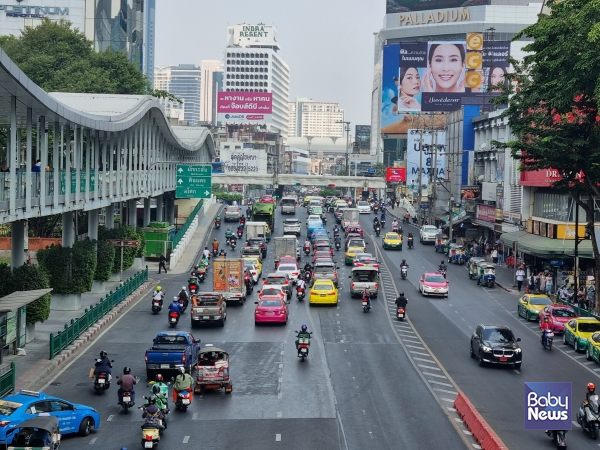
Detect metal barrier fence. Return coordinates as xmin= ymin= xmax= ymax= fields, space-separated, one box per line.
xmin=0 ymin=362 xmax=15 ymax=397
xmin=555 ymin=298 xmax=596 ymax=318
xmin=49 ymin=267 xmax=149 ymax=360
xmin=171 ymin=200 xmax=204 ymax=249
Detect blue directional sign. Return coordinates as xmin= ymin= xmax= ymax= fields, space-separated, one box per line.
xmin=175 ymin=165 xmax=212 ymax=199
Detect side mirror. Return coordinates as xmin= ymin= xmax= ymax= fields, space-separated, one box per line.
xmin=348 ymin=276 xmax=351 ymax=279
xmin=420 ymin=279 xmax=424 ymax=282
xmin=254 ymin=301 xmax=258 ymax=304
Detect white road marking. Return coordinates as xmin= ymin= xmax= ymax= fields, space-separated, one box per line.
xmin=446 ymin=407 xmax=457 ymax=412
xmin=423 ymin=372 xmax=448 ymax=379
xmin=418 ymin=365 xmax=441 ymax=371
xmin=279 ymin=377 xmax=283 ymax=383
xmin=472 ymin=445 xmax=482 ymax=449
xmin=513 ymin=370 xmax=521 ymax=375
xmin=89 ymin=438 xmax=97 ymax=445
xmin=278 ymin=392 xmax=282 ymax=399
xmin=276 ymin=434 xmax=282 ymax=442
xmin=279 ymin=363 xmax=283 ymax=368
xmin=574 ymin=355 xmax=587 ymax=359
xmin=462 ymin=430 xmax=473 ymax=435
xmin=454 ymin=418 xmax=463 ymax=422
xmin=434 ymin=388 xmax=458 ymax=395
xmin=428 ymin=379 xmax=454 ymax=387
xmin=397 ymin=330 xmax=416 ymax=335
xmin=183 ymin=436 xmax=190 ymax=444
xmin=440 ymin=397 xmax=456 ymax=403
xmin=107 ymin=415 xmax=114 ymax=422
xmin=584 ymin=361 xmax=597 ymax=365
xmin=413 ymin=357 xmax=435 ymax=363
xmin=593 ymin=368 xmax=600 ymax=372
xmin=405 ymin=344 xmax=426 ymax=350
xmin=573 ymin=420 xmax=581 ymax=428
xmin=409 ymin=350 xmax=431 ymax=357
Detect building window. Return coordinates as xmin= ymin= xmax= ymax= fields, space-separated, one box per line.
xmin=236 ymin=53 xmax=240 ymax=57
xmin=235 ymin=82 xmax=239 ymax=86
xmin=245 ymin=82 xmax=249 ymax=86
xmin=265 ymin=68 xmax=268 ymax=73
xmin=227 ymin=53 xmax=231 ymax=57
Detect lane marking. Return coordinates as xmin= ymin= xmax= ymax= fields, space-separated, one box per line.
xmin=573 ymin=420 xmax=581 ymax=428
xmin=428 ymin=379 xmax=455 ymax=387
xmin=405 ymin=344 xmax=427 ymax=350
xmin=472 ymin=445 xmax=482 ymax=449
xmin=89 ymin=437 xmax=97 ymax=445
xmin=441 ymin=397 xmax=457 ymax=403
xmin=277 ymin=411 xmax=282 ymax=418
xmin=192 ymin=413 xmax=198 ymax=420
xmin=434 ymin=388 xmax=458 ymax=395
xmin=409 ymin=350 xmax=432 ymax=357
xmin=107 ymin=415 xmax=114 ymax=422
xmin=276 ymin=434 xmax=282 ymax=441
xmin=423 ymin=372 xmax=449 ymax=379
xmin=183 ymin=436 xmax=190 ymax=444
xmin=462 ymin=430 xmax=473 ymax=436
xmin=447 ymin=407 xmax=457 ymax=412
xmin=413 ymin=357 xmax=435 ymax=363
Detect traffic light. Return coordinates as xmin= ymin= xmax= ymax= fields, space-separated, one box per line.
xmin=328 ymin=184 xmax=336 ymax=187
xmin=293 ymin=182 xmax=300 ymax=186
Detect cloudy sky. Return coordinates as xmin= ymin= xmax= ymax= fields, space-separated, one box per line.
xmin=155 ymin=0 xmax=384 ymax=127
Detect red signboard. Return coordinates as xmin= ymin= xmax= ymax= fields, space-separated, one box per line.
xmin=519 ymin=169 xmax=563 ymax=187
xmin=386 ymin=167 xmax=406 ymax=182
xmin=107 ymin=239 xmax=139 ymax=247
xmin=476 ymin=204 xmax=496 ymax=222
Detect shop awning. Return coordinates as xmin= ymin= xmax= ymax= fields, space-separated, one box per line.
xmin=438 ymin=208 xmax=468 ymax=224
xmin=0 ymin=288 xmax=53 ymax=312
xmin=474 ymin=219 xmax=495 ymax=230
xmin=500 ymin=231 xmax=595 ymax=258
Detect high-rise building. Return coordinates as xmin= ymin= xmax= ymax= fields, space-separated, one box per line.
xmin=154 ymin=64 xmax=201 ymax=126
xmin=0 ymin=1 xmax=155 ymax=81
xmin=200 ymin=60 xmax=224 ymax=126
xmin=288 ymin=98 xmax=344 ymax=138
xmin=223 ymin=23 xmax=290 ymax=138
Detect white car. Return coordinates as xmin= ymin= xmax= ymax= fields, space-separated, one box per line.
xmin=306 ymin=214 xmax=322 ymax=224
xmin=224 ymin=206 xmax=241 ymax=221
xmin=244 ymin=261 xmax=260 ymax=284
xmin=258 ymin=284 xmax=287 ymax=300
xmin=283 ymin=218 xmax=301 ymax=236
xmin=276 ymin=263 xmax=300 ymax=282
xmin=356 ymin=201 xmax=371 ymax=214
xmin=420 ymin=225 xmax=438 ymax=243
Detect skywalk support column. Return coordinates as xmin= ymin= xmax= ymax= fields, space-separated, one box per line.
xmin=166 ymin=196 xmax=175 ymax=226
xmin=155 ymin=194 xmax=164 ymax=222
xmin=128 ymin=199 xmax=137 ymax=227
xmin=54 ymin=211 xmax=81 ymax=310
xmin=88 ymin=209 xmax=99 ymax=242
xmin=10 ymin=220 xmax=25 ymax=270
xmin=105 ymin=204 xmax=115 ymax=229
xmin=62 ymin=211 xmax=75 ymax=248
xmin=143 ymin=198 xmax=151 ymax=226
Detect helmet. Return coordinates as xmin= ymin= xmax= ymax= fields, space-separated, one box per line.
xmin=100 ymin=351 xmax=107 ymax=359
xmin=148 ymin=396 xmax=156 ymax=405
xmin=399 ymin=292 xmax=404 ymax=296
xmin=589 ymin=383 xmax=596 ymax=391
xmin=152 ymin=384 xmax=161 ymax=395
xmin=182 ymin=286 xmax=187 ymax=291
xmin=441 ymin=261 xmax=445 ymax=265
xmin=155 ymin=374 xmax=163 ymax=382
xmin=301 ymin=324 xmax=308 ymax=332
xmin=178 ymin=366 xmax=185 ymax=374
xmin=174 ymin=296 xmax=179 ymax=301
xmin=194 ymin=265 xmax=199 ymax=270
xmin=156 ymin=286 xmax=162 ymax=292
xmin=123 ymin=367 xmax=131 ymax=374
xmin=402 ymin=259 xmax=406 ymax=264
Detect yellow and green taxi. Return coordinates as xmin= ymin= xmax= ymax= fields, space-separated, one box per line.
xmin=517 ymin=294 xmax=553 ymax=321
xmin=303 ymin=196 xmax=317 ymax=207
xmin=345 ymin=246 xmax=363 ymax=265
xmin=243 ymin=256 xmax=263 ymax=276
xmin=382 ymin=232 xmax=403 ymax=250
xmin=265 ymin=223 xmax=272 ymax=241
xmin=586 ymin=332 xmax=600 ymax=363
xmin=565 ymin=317 xmax=600 ymax=352
xmin=309 ymin=279 xmax=339 ymax=305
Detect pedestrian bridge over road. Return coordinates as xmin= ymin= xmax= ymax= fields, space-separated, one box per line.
xmin=212 ymin=173 xmax=386 ymax=189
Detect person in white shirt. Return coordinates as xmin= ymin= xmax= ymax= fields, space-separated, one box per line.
xmin=491 ymin=248 xmax=499 ymax=264
xmin=516 ymin=267 xmax=525 ymax=292
xmin=202 ymin=247 xmax=210 ymax=259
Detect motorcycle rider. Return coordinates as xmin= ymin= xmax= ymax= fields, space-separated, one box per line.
xmin=152 ymin=286 xmax=164 ymax=306
xmin=212 ymin=238 xmax=219 ymax=253
xmin=153 ymin=374 xmax=169 ymax=398
xmin=407 ymin=232 xmax=414 ymax=243
xmin=439 ymin=260 xmax=447 ymax=273
xmin=141 ymin=396 xmax=166 ymax=431
xmin=94 ymin=350 xmax=113 ymax=380
xmin=172 ymin=366 xmax=194 ymax=404
xmin=295 ymin=324 xmax=311 ymax=349
xmin=405 ymin=211 xmax=410 ymax=223
xmin=246 ymin=206 xmax=252 ymax=218
xmin=303 ymin=239 xmax=311 ymax=252
xmin=178 ymin=286 xmax=189 ymax=310
xmin=225 ymin=227 xmax=233 ymax=241
xmin=219 ymin=249 xmax=227 ymax=258
xmin=168 ymin=297 xmax=182 ymax=317
xmin=296 ymin=277 xmax=306 ymax=297
xmin=363 ymin=286 xmax=372 ymax=308
xmin=395 ymin=292 xmax=408 ymax=309
xmin=117 ymin=367 xmax=136 ymax=405
xmin=392 ymin=218 xmax=399 ymax=231
xmin=541 ymin=316 xmax=552 ymax=347
xmin=400 ymin=259 xmax=409 ymax=273
xmin=202 ymin=247 xmax=210 ymax=259
xmin=380 ymin=212 xmax=386 ymax=225
xmin=586 ymin=382 xmax=597 ymax=402
xmin=191 ymin=265 xmax=202 ymax=278
xmin=373 ymin=217 xmax=380 ymax=226
xmin=303 ymin=261 xmax=313 ymax=275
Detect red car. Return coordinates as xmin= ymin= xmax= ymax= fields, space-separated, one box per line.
xmin=277 ymin=255 xmax=297 ymax=268
xmin=313 ymin=250 xmax=332 ymax=263
xmin=259 ymin=195 xmax=275 ymax=203
xmin=538 ymin=304 xmax=579 ymax=333
xmin=345 ymin=225 xmax=364 ymax=238
xmin=254 ymin=296 xmax=288 ymax=325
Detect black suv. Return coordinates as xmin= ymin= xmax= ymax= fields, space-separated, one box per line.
xmin=470 ymin=324 xmax=522 ymax=369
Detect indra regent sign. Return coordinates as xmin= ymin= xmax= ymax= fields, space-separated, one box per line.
xmin=0 ymin=3 xmax=69 ymax=18
xmin=238 ymin=25 xmax=270 ymax=38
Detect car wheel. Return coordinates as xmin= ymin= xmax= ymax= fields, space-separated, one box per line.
xmin=218 ymin=319 xmax=225 ymax=327
xmin=478 ymin=351 xmax=486 ymax=367
xmin=514 ymin=363 xmax=522 ymax=370
xmin=525 ymin=311 xmax=530 ymax=321
xmin=470 ymin=343 xmax=475 ymax=358
xmin=146 ymin=370 xmax=155 ymax=380
xmin=254 ymin=321 xmax=259 ymax=326
xmin=587 ymin=348 xmax=592 ymax=361
xmin=563 ymin=333 xmax=568 ymax=345
xmin=399 ymin=245 xmax=402 ymax=251
xmin=78 ymin=417 xmax=93 ymax=437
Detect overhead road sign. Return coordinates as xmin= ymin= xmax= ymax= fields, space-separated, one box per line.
xmin=176 ymin=165 xmax=212 ymax=199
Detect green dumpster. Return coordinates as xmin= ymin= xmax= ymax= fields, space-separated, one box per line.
xmin=143 ymin=222 xmax=176 ymax=258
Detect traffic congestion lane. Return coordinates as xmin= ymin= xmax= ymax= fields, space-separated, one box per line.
xmin=363 ymin=216 xmax=600 ymax=449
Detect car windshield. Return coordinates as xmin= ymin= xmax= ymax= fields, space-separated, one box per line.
xmin=260 ymin=300 xmax=283 ymax=307
xmin=313 ymin=283 xmax=332 ymax=290
xmin=529 ymin=297 xmax=553 ymax=305
xmin=352 ymin=270 xmax=378 ymax=282
xmin=423 ymin=226 xmax=437 ymax=232
xmin=262 ymin=289 xmax=282 ymax=296
xmin=278 ymin=265 xmax=297 ymax=272
xmin=552 ymin=308 xmax=577 ymax=317
xmin=578 ymin=322 xmax=600 ymax=333
xmin=247 ymin=238 xmax=263 ymax=246
xmin=482 ymin=328 xmax=516 ymax=342
xmin=244 ymin=262 xmax=254 ymax=269
xmin=285 ymin=219 xmax=299 ymax=225
xmin=425 ymin=275 xmax=446 ymax=283
xmin=358 ymin=201 xmax=368 ymax=206
xmin=281 ymin=199 xmax=295 ymax=206
xmin=267 ymin=277 xmax=286 ymax=285
xmin=0 ymin=400 xmax=21 ymax=416
xmin=312 ymin=207 xmax=323 ymax=213
xmin=385 ymin=234 xmax=398 ymax=239
xmin=308 ymin=220 xmax=322 ymax=226
xmin=315 ymin=265 xmax=334 ymax=273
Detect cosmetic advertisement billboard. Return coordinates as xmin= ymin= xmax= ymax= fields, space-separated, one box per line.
xmin=217 ymin=92 xmax=272 ymax=124
xmin=381 ymin=39 xmax=510 ymax=131
xmin=406 ymin=129 xmax=447 ymax=186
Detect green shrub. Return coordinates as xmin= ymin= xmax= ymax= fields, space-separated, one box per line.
xmin=37 ymin=239 xmax=97 ymax=294
xmin=98 ymin=225 xmax=142 ymax=272
xmin=94 ymin=240 xmax=115 ymax=282
xmin=8 ymin=265 xmax=51 ymax=325
xmin=0 ymin=263 xmax=12 ymax=297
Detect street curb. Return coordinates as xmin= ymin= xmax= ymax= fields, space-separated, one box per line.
xmin=454 ymin=392 xmax=508 ymax=450
xmin=18 ymin=280 xmax=156 ymax=392
xmin=185 ymin=204 xmax=223 ymax=274
xmin=495 ymin=281 xmax=514 ymax=294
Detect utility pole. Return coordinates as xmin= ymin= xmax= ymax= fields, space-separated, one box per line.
xmin=448 ymin=151 xmax=455 ymax=244
xmin=417 ymin=130 xmax=424 ymax=225
xmin=430 ymin=129 xmax=439 ymax=226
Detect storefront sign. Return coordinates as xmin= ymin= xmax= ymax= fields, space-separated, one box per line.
xmin=495 ymin=208 xmax=503 ymax=221
xmin=550 ymin=260 xmax=565 ymax=267
xmin=477 ymin=204 xmax=496 ymax=222
xmin=0 ymin=4 xmax=69 ymax=17
xmin=556 ymin=224 xmax=586 ymax=240
xmin=397 ymin=8 xmax=471 ymax=26
xmin=238 ymin=24 xmax=270 ymax=38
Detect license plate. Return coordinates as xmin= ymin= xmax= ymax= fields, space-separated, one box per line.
xmin=97 ymin=379 xmax=105 ymax=384
xmin=203 ymin=316 xmax=210 ymax=320
xmin=123 ymin=396 xmax=131 ymax=402
xmin=301 ymin=348 xmax=307 ymax=353
xmin=153 ymin=302 xmax=160 ymax=306
xmin=170 ymin=317 xmax=176 ymax=322
xmin=266 ymin=311 xmax=274 ymax=315
xmin=182 ymin=399 xmax=190 ymax=405
xmin=398 ymin=313 xmax=404 ymax=318
xmin=321 ymin=294 xmax=326 ymax=297
xmin=434 ymin=289 xmax=439 ymax=293
xmin=499 ymin=357 xmax=507 ymax=362
xmin=160 ymin=364 xmax=170 ymax=369
xmin=145 ymin=441 xmax=153 ymax=448
xmin=362 ymin=301 xmax=368 ymax=306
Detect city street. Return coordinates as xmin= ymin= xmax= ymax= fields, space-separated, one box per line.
xmin=40 ymin=205 xmax=466 ymax=450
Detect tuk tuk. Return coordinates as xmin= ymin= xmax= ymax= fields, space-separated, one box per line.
xmin=448 ymin=244 xmax=466 ymax=265
xmin=477 ymin=263 xmax=496 ymax=288
xmin=468 ymin=257 xmax=486 ymax=279
xmin=434 ymin=234 xmax=449 ymax=253
xmin=194 ymin=344 xmax=232 ymax=395
xmin=7 ymin=415 xmax=61 ymax=449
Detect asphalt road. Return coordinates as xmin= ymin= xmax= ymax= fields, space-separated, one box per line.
xmin=40 ymin=204 xmax=467 ymax=450
xmin=360 ymin=212 xmax=600 ymax=449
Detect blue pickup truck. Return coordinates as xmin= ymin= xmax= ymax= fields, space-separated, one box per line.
xmin=145 ymin=332 xmax=201 ymax=379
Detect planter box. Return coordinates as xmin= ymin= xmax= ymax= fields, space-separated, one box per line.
xmin=50 ymin=293 xmax=82 ymax=311
xmin=132 ymin=257 xmax=144 ymax=269
xmin=91 ymin=280 xmax=105 ymax=294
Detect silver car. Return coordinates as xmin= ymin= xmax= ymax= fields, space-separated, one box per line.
xmin=224 ymin=206 xmax=241 ymax=221
xmin=312 ymin=262 xmax=340 ymax=287
xmin=283 ymin=218 xmax=301 ymax=236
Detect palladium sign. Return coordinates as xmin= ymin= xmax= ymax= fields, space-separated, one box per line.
xmin=0 ymin=4 xmax=69 ymax=18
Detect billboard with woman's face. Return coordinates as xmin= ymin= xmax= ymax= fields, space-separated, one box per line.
xmin=381 ymin=40 xmax=510 ymax=131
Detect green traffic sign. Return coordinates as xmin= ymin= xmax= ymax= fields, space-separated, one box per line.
xmin=175 ymin=164 xmax=212 ymax=199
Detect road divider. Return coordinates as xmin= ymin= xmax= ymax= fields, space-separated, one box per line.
xmin=454 ymin=392 xmax=507 ymax=449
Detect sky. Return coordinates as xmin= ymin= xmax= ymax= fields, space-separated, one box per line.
xmin=154 ymin=0 xmax=384 ymax=128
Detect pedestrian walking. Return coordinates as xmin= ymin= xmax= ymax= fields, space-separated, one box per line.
xmin=545 ymin=273 xmax=553 ymax=295
xmin=588 ymin=285 xmax=596 ymax=310
xmin=159 ymin=253 xmax=168 ymax=274
xmin=516 ymin=266 xmax=525 ymax=292
xmin=491 ymin=248 xmax=498 ymax=264
xmin=396 ymin=199 xmax=400 ymax=208
xmin=535 ymin=273 xmax=542 ymax=294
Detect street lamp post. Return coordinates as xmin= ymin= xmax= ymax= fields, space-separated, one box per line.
xmin=336 ymin=120 xmax=351 ymax=176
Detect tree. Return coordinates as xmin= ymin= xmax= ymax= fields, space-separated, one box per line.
xmin=497 ymin=0 xmax=600 ymax=310
xmin=336 ymin=168 xmax=349 ymax=176
xmin=373 ymin=163 xmax=387 ymax=177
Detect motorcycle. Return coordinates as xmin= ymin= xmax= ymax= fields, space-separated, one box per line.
xmin=231 ymin=240 xmax=237 ymax=250
xmin=174 ymin=389 xmax=192 ymax=412
xmin=362 ymin=297 xmax=371 ymax=313
xmin=237 ymin=229 xmax=243 ymax=239
xmin=151 ymin=296 xmax=162 ymax=315
xmin=408 ymin=237 xmax=414 ymax=249
xmin=440 ymin=268 xmax=447 ymax=279
xmin=116 ymin=376 xmax=137 ymax=414
xmin=545 ymin=430 xmax=567 ymax=449
xmin=401 ymin=266 xmax=408 ymax=280
xmin=381 ymin=219 xmax=386 ymax=228
xmin=212 ymin=248 xmax=218 ymax=257
xmin=397 ymin=307 xmax=406 ymax=321
xmin=302 ymin=270 xmax=312 ymax=283
xmin=93 ymin=369 xmax=112 ymax=395
xmin=373 ymin=205 xmax=379 ymax=214
xmin=541 ymin=329 xmax=554 ymax=351
xmin=296 ymin=331 xmax=312 ymax=361
xmin=304 ymin=246 xmax=311 ymax=256
xmin=226 ymin=237 xmax=231 ymax=246
xmin=168 ymin=311 xmax=180 ymax=328
xmin=392 ymin=224 xmax=399 ymax=233
xmin=139 ymin=406 xmax=165 ymax=449
xmin=375 ymin=225 xmax=381 ymax=237
xmin=214 ymin=220 xmax=221 ymax=229
xmin=578 ymin=394 xmax=600 ymax=439
xmin=245 ymin=279 xmax=253 ymax=295
xmin=177 ymin=297 xmax=188 ymax=314
xmin=335 ymin=241 xmax=341 ymax=251
xmin=296 ymin=286 xmax=305 ymax=301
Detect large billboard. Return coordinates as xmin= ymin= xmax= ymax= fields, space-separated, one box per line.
xmin=406 ymin=129 xmax=447 ymax=185
xmin=219 ymin=143 xmax=268 ymax=174
xmin=355 ymin=125 xmax=371 ymax=150
xmin=217 ymin=92 xmax=272 ymax=124
xmin=386 ymin=0 xmax=488 ymax=13
xmin=381 ymin=39 xmax=510 ymax=130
